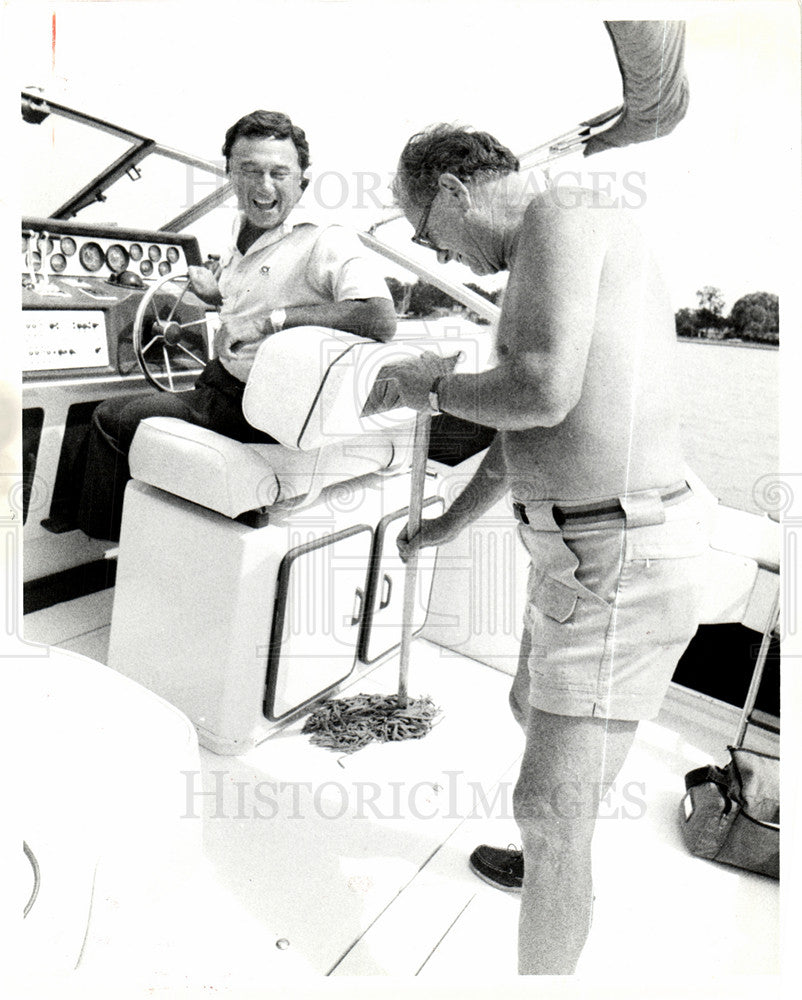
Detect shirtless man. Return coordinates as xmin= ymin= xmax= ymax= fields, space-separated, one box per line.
xmin=390 ymin=125 xmax=707 ymax=975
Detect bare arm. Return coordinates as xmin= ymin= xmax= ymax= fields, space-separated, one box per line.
xmin=393 ymin=195 xmax=608 ymax=428
xmin=216 ymin=297 xmax=396 ymax=367
xmin=280 ymin=297 xmax=396 ymax=343
xmin=397 ymin=434 xmax=508 ymax=559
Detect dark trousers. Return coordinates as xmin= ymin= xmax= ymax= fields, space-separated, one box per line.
xmin=77 ymin=360 xmax=277 ymax=542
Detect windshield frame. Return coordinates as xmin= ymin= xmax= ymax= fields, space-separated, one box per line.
xmin=21 ymin=89 xmax=499 ymax=324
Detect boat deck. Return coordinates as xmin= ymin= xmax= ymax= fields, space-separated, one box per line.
xmin=24 ymin=588 xmax=780 ymax=990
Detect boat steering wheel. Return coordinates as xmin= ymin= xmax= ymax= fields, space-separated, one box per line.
xmin=132 ymin=272 xmax=210 ymax=392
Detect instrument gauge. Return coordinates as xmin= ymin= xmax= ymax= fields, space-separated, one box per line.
xmin=50 ymin=253 xmax=67 ymax=273
xmin=166 ymin=246 xmax=180 ymax=264
xmin=60 ymin=236 xmax=77 ymax=256
xmin=106 ymin=243 xmax=130 ymax=274
xmin=129 ymin=243 xmax=143 ymax=261
xmin=148 ymin=244 xmax=162 ymax=262
xmin=79 ymin=241 xmax=104 ymax=272
xmin=30 ymin=252 xmax=42 ymax=271
xmin=158 ymin=261 xmax=172 ymax=276
xmin=21 ymin=234 xmax=30 ymax=254
xmin=140 ymin=259 xmax=154 ymax=277
xmin=40 ymin=238 xmax=55 ymax=254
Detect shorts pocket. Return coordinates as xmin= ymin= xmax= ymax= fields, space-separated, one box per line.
xmin=609 ymin=551 xmax=706 ymax=656
xmin=529 ymin=571 xmax=578 ymax=623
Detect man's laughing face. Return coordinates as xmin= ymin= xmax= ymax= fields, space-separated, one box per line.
xmin=229 ymin=135 xmax=305 ymax=232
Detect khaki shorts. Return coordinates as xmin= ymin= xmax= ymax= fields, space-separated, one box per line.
xmin=516 ymin=487 xmax=708 ymax=721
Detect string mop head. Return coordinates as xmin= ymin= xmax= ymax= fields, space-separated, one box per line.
xmin=302 ymin=693 xmax=440 ymax=754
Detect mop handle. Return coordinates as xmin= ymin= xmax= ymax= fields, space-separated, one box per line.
xmin=397 ymin=409 xmax=432 ymax=708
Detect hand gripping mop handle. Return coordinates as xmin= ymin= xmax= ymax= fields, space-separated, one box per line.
xmin=397 ymin=409 xmax=432 ymax=708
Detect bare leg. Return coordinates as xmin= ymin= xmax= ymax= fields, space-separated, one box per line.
xmin=514 ymin=707 xmax=638 ymax=975
xmin=509 ymin=618 xmax=532 ymax=730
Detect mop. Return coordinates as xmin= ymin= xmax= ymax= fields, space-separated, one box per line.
xmin=302 ymin=409 xmax=440 ymax=753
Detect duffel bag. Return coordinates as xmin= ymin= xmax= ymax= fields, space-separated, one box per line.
xmin=679 ymin=745 xmax=779 ymax=879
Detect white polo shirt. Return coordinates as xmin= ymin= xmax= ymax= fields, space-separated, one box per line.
xmin=217 ymin=208 xmax=392 ymax=331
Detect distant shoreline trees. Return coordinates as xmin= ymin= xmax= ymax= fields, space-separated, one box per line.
xmin=387 ymin=277 xmax=779 ymax=347
xmin=676 ymin=287 xmax=779 ymax=346
xmin=384 ymin=277 xmax=501 ymax=325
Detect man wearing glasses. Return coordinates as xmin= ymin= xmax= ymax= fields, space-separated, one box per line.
xmin=77 ymin=109 xmax=396 ymax=542
xmin=391 ymin=124 xmax=706 ymax=975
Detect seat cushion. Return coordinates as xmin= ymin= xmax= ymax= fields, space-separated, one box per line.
xmin=708 ymin=504 xmax=779 ymax=572
xmin=129 ymin=416 xmax=410 ymax=518
xmin=129 ymin=417 xmax=282 ymax=517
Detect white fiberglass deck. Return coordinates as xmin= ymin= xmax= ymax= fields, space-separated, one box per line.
xmin=24 ymin=588 xmax=779 ymax=990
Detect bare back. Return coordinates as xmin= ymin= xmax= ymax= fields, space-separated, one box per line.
xmin=497 ymin=189 xmax=686 ymax=502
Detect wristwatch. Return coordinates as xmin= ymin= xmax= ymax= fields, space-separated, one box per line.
xmin=269 ymin=307 xmax=287 ymax=333
xmin=428 ymin=375 xmax=445 ymax=415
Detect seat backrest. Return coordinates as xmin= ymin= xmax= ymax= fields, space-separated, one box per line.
xmin=241 ymin=326 xmax=426 ymax=450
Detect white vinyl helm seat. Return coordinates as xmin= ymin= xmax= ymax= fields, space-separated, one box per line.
xmin=127 ymin=327 xmax=464 ymax=519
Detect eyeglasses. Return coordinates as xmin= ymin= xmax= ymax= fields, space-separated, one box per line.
xmin=411 ymin=191 xmax=444 ymax=252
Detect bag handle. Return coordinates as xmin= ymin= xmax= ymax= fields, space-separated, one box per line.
xmin=684 ymin=764 xmax=734 ymax=812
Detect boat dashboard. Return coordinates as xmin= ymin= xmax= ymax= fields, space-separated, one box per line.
xmin=22 ymin=216 xmax=207 ymax=383
xmin=21 ymin=214 xmax=218 ymax=588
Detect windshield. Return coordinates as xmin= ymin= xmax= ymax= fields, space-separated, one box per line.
xmin=23 ymin=112 xmax=136 ymax=220
xmin=22 ymin=91 xmax=231 ymax=233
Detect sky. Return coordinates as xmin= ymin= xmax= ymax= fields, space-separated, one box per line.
xmin=3 ymin=0 xmax=800 ymax=314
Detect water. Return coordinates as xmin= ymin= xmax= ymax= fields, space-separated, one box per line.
xmin=676 ymin=341 xmax=779 ymax=515
xmin=406 ymin=324 xmax=778 ymax=516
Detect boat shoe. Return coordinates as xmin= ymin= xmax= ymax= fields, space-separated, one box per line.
xmin=469 ymin=844 xmax=523 ymax=892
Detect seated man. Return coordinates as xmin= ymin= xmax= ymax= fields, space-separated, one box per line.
xmin=390 ymin=124 xmax=707 ymax=975
xmin=77 ymin=109 xmax=396 ymax=541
